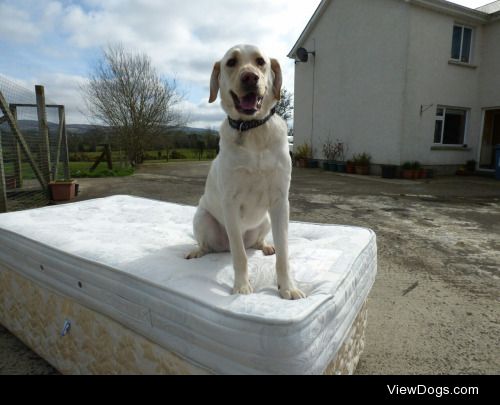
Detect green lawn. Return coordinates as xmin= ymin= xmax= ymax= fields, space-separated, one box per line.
xmin=2 ymin=149 xmax=215 ymax=181
xmin=69 ymin=149 xmax=217 ymax=162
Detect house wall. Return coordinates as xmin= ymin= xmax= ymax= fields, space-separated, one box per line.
xmin=293 ymin=0 xmax=500 ymax=170
xmin=402 ymin=5 xmax=483 ymax=167
xmin=479 ymin=19 xmax=500 ymax=108
xmin=293 ymin=0 xmax=410 ymax=165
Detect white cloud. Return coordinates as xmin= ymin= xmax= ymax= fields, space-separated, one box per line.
xmin=0 ymin=3 xmax=41 ymax=42
xmin=178 ymin=99 xmax=226 ymax=130
xmin=57 ymin=1 xmax=321 ymax=86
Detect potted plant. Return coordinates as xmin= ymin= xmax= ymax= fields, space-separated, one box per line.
xmin=353 ymin=153 xmax=372 ymax=175
xmin=334 ymin=141 xmax=348 ymax=173
xmin=308 ymin=156 xmax=320 ymax=169
xmin=295 ymin=143 xmax=313 ymax=168
xmin=402 ymin=162 xmax=421 ymax=180
xmin=346 ymin=160 xmax=355 ymax=174
xmin=381 ymin=164 xmax=397 ymax=179
xmin=412 ymin=162 xmax=424 ymax=179
xmin=5 ymin=175 xmax=17 ymax=190
xmin=322 ymin=139 xmax=338 ymax=171
xmin=466 ymin=160 xmax=477 ymax=174
xmin=49 ymin=179 xmax=77 ymax=202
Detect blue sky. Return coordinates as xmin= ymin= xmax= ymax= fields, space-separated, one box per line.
xmin=0 ymin=0 xmax=494 ymax=127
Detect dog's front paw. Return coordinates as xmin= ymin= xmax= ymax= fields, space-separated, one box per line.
xmin=279 ymin=286 xmax=307 ymax=300
xmin=185 ymin=249 xmax=206 ymax=260
xmin=233 ymin=281 xmax=254 ymax=296
xmin=262 ymin=245 xmax=276 ymax=256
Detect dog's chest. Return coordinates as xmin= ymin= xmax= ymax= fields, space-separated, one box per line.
xmin=228 ymin=151 xmax=289 ymax=206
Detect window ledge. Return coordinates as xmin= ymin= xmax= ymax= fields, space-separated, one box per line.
xmin=431 ymin=145 xmax=471 ymax=151
xmin=448 ymin=60 xmax=477 ymax=69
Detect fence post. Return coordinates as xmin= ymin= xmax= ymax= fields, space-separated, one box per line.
xmin=61 ymin=107 xmax=70 ymax=180
xmin=10 ymin=106 xmax=23 ymax=188
xmin=0 ymin=128 xmax=8 ymax=213
xmin=35 ymin=85 xmax=52 ymax=184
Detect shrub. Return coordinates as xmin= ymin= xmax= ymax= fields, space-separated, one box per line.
xmin=352 ymin=153 xmax=372 ymax=166
xmin=295 ymin=143 xmax=313 ymax=159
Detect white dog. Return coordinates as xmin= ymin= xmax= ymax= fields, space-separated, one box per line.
xmin=186 ymin=44 xmax=306 ymax=301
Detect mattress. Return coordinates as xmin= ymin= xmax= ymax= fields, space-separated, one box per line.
xmin=0 ymin=195 xmax=377 ymax=375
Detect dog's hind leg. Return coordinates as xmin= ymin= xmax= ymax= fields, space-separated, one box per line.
xmin=245 ymin=215 xmax=276 ymax=256
xmin=185 ymin=208 xmax=229 ymax=260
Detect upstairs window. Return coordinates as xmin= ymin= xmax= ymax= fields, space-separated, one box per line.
xmin=434 ymin=107 xmax=468 ymax=145
xmin=451 ymin=25 xmax=473 ymax=63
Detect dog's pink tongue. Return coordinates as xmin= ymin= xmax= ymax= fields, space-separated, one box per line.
xmin=241 ymin=93 xmax=257 ymax=110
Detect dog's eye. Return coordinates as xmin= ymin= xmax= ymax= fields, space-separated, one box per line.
xmin=226 ymin=58 xmax=237 ymax=68
xmin=256 ymin=57 xmax=266 ymax=66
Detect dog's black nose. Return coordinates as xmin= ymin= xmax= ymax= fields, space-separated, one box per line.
xmin=241 ymin=72 xmax=259 ymax=87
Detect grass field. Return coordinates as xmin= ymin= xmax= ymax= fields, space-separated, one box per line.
xmin=70 ymin=149 xmax=217 ymax=162
xmin=2 ymin=149 xmax=215 ymax=181
xmin=3 ymin=161 xmax=134 ymax=180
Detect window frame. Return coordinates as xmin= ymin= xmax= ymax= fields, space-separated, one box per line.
xmin=451 ymin=24 xmax=474 ymax=64
xmin=434 ymin=106 xmax=469 ymax=146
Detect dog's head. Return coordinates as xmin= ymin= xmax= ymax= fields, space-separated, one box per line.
xmin=209 ymin=44 xmax=282 ymax=121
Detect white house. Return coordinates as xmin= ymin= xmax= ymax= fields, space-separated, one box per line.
xmin=288 ymin=0 xmax=500 ymax=174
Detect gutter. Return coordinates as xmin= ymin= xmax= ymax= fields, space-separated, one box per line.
xmin=287 ymin=0 xmax=330 ymax=59
xmin=406 ymin=0 xmax=489 ymax=24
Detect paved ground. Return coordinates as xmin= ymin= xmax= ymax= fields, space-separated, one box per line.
xmin=1 ymin=162 xmax=499 ymax=375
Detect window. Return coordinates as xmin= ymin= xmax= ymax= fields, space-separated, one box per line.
xmin=451 ymin=25 xmax=473 ymax=63
xmin=434 ymin=107 xmax=468 ymax=145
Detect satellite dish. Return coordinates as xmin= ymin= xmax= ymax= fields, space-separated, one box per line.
xmin=297 ymin=47 xmax=310 ymax=63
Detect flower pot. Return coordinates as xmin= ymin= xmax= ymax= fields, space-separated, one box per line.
xmin=336 ymin=163 xmax=347 ymax=173
xmin=296 ymin=158 xmax=307 ymax=168
xmin=5 ymin=175 xmax=16 ymax=190
xmin=49 ymin=181 xmax=76 ymax=202
xmin=403 ymin=170 xmax=415 ymax=180
xmin=355 ymin=165 xmax=370 ymax=176
xmin=381 ymin=165 xmax=397 ymax=179
xmin=308 ymin=159 xmax=319 ymax=169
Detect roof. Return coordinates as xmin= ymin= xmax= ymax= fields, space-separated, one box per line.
xmin=288 ymin=0 xmax=499 ymax=59
xmin=476 ymin=0 xmax=500 ymax=13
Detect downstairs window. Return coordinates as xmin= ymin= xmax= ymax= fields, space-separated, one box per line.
xmin=434 ymin=107 xmax=468 ymax=145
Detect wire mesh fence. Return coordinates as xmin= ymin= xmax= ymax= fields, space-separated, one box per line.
xmin=0 ymin=74 xmax=69 ymax=213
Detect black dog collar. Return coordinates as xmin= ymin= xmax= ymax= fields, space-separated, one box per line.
xmin=228 ymin=107 xmax=276 ymax=133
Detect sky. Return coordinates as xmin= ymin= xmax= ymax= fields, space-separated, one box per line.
xmin=0 ymin=0 xmax=495 ymax=127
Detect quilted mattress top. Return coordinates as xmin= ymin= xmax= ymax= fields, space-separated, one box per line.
xmin=0 ymin=195 xmax=377 ymax=374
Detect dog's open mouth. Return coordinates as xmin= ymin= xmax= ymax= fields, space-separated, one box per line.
xmin=231 ymin=91 xmax=263 ymax=115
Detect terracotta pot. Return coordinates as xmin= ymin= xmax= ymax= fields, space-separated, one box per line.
xmin=355 ymin=165 xmax=370 ymax=175
xmin=5 ymin=176 xmax=16 ymax=190
xmin=403 ymin=170 xmax=415 ymax=180
xmin=49 ymin=182 xmax=76 ymax=201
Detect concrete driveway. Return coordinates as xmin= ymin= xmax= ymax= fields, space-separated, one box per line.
xmin=1 ymin=162 xmax=499 ymax=374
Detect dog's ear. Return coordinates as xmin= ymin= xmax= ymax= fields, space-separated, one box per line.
xmin=270 ymin=58 xmax=283 ymax=101
xmin=209 ymin=62 xmax=221 ymax=103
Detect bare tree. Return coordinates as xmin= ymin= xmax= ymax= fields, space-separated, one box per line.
xmin=275 ymin=88 xmax=294 ymax=123
xmin=82 ymin=44 xmax=185 ymax=166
